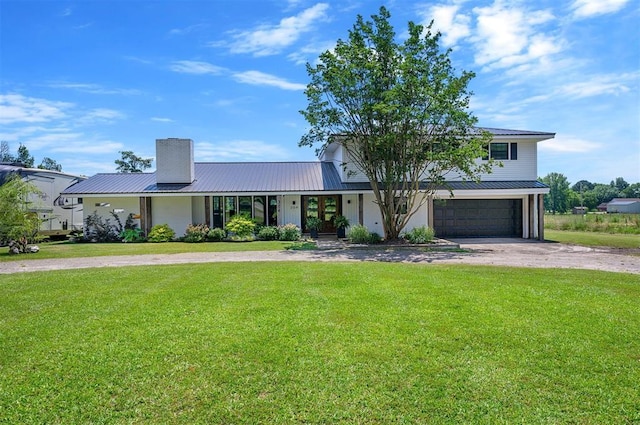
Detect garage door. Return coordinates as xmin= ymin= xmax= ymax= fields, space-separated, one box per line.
xmin=433 ymin=199 xmax=522 ymax=237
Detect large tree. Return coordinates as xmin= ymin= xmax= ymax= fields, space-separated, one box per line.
xmin=38 ymin=157 xmax=62 ymax=172
xmin=115 ymin=151 xmax=153 ymax=173
xmin=16 ymin=144 xmax=35 ymax=168
xmin=540 ymin=172 xmax=571 ymax=214
xmin=0 ymin=174 xmax=41 ymax=245
xmin=300 ymin=7 xmax=492 ymax=240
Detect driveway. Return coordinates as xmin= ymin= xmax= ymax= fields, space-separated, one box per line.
xmin=1 ymin=239 xmax=639 ymax=275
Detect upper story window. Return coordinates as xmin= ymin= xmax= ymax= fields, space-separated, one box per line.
xmin=483 ymin=143 xmax=518 ymax=160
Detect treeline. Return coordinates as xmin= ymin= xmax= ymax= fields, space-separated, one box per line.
xmin=1 ymin=141 xmax=62 ymax=171
xmin=540 ymin=172 xmax=639 ymax=214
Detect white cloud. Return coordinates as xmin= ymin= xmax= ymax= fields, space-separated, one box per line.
xmin=81 ymin=108 xmax=125 ymax=123
xmin=571 ymin=0 xmax=630 ymax=18
xmin=539 ymin=136 xmax=601 ymax=153
xmin=471 ymin=3 xmax=558 ymax=71
xmin=223 ymin=3 xmax=329 ymax=56
xmin=233 ymin=71 xmax=306 ymax=91
xmin=0 ymin=94 xmax=71 ymax=124
xmin=423 ymin=4 xmax=471 ymax=46
xmin=558 ymin=73 xmax=634 ymax=98
xmin=47 ymin=82 xmax=142 ymax=95
xmin=169 ymin=60 xmax=226 ymax=75
xmin=151 ymin=117 xmax=174 ymax=122
xmin=195 ymin=140 xmax=291 ymax=161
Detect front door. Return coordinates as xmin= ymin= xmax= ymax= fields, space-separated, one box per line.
xmin=303 ymin=195 xmax=340 ymax=233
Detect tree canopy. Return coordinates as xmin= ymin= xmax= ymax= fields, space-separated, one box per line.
xmin=0 ymin=174 xmax=41 ymax=244
xmin=115 ymin=151 xmax=153 ymax=173
xmin=299 ymin=7 xmax=492 ymax=239
xmin=38 ymin=157 xmax=62 ymax=172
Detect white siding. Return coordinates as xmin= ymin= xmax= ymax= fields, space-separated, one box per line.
xmin=84 ymin=196 xmax=141 ymax=231
xmin=152 ymin=196 xmax=192 ymax=236
xmin=341 ymin=194 xmax=359 ymax=229
xmin=281 ymin=194 xmax=302 ymax=227
xmin=362 ymin=193 xmax=384 ymax=235
xmin=331 ymin=139 xmax=540 ymax=183
xmin=191 ymin=196 xmax=206 ymax=224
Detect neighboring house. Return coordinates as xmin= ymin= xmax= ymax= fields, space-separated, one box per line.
xmin=606 ymin=198 xmax=640 ymax=214
xmin=0 ymin=163 xmax=86 ymax=237
xmin=62 ymin=128 xmax=554 ymax=240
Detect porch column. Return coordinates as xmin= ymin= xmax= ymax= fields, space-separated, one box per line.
xmin=427 ymin=195 xmax=434 ymax=229
xmin=139 ymin=196 xmax=152 ymax=237
xmin=538 ymin=194 xmax=545 ymax=241
xmin=204 ymin=196 xmax=211 ymax=227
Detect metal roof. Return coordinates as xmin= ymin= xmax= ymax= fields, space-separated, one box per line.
xmin=477 ymin=127 xmax=556 ymax=137
xmin=62 ymin=161 xmax=547 ymax=195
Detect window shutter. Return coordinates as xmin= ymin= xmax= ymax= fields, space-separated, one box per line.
xmin=510 ymin=143 xmax=518 ymax=160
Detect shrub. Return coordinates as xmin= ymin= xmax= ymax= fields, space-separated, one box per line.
xmin=148 ymin=224 xmax=175 ymax=243
xmin=225 ymin=214 xmax=256 ymax=239
xmin=183 ymin=224 xmax=209 ymax=243
xmin=120 ymin=228 xmax=145 ymax=243
xmin=278 ymin=223 xmax=301 ymax=241
xmin=258 ymin=226 xmax=280 ymax=241
xmin=368 ymin=232 xmax=382 ymax=244
xmin=207 ymin=227 xmax=227 ymax=242
xmin=347 ymin=224 xmax=371 ymax=244
xmin=403 ymin=225 xmax=435 ymax=244
xmin=84 ymin=211 xmax=121 ymax=242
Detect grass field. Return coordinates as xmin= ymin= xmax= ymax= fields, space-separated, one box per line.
xmin=1 ymin=262 xmax=638 ymax=423
xmin=545 ymin=213 xmax=640 ymax=234
xmin=544 ymin=230 xmax=640 ymax=249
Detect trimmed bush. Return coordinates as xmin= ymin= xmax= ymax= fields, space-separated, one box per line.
xmin=403 ymin=225 xmax=434 ymax=244
xmin=207 ymin=227 xmax=227 ymax=242
xmin=278 ymin=223 xmax=301 ymax=241
xmin=258 ymin=226 xmax=280 ymax=241
xmin=183 ymin=224 xmax=209 ymax=243
xmin=347 ymin=224 xmax=371 ymax=244
xmin=225 ymin=215 xmax=256 ymax=239
xmin=148 ymin=224 xmax=175 ymax=243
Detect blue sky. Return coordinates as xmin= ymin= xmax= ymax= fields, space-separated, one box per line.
xmin=1 ymin=0 xmax=638 ymax=185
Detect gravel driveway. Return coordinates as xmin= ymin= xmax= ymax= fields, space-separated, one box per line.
xmin=2 ymin=239 xmax=639 ymax=275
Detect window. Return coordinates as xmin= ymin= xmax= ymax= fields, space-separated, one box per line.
xmin=224 ymin=196 xmax=237 ymax=223
xmin=485 ymin=143 xmax=518 ymax=160
xmin=238 ymin=196 xmax=252 ymax=216
xmin=253 ymin=196 xmax=266 ymax=225
xmin=490 ymin=143 xmax=509 ymax=160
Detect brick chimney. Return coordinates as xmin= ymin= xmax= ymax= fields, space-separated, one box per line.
xmin=155 ymin=138 xmax=195 ymax=184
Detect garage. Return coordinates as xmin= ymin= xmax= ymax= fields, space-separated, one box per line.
xmin=433 ymin=199 xmax=522 ymax=237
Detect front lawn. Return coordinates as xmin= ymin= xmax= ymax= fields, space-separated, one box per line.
xmin=0 ymin=240 xmax=301 ymax=262
xmin=1 ymin=263 xmax=638 ymax=423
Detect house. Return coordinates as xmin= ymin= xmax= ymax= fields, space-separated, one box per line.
xmin=61 ymin=128 xmax=554 ymax=240
xmin=606 ymin=198 xmax=640 ymax=214
xmin=0 ymin=163 xmax=86 ymax=237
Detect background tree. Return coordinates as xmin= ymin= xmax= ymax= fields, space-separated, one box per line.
xmin=540 ymin=172 xmax=570 ymax=214
xmin=16 ymin=144 xmax=34 ymax=168
xmin=300 ymin=7 xmax=492 ymax=240
xmin=37 ymin=157 xmax=63 ymax=172
xmin=115 ymin=151 xmax=153 ymax=173
xmin=0 ymin=174 xmax=42 ymax=245
xmin=1 ymin=141 xmax=16 ymax=163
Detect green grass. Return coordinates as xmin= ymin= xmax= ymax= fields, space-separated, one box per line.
xmin=545 ymin=230 xmax=640 ymax=249
xmin=0 ymin=240 xmax=304 ymax=262
xmin=545 ymin=213 xmax=640 ymax=234
xmin=1 ymin=263 xmax=638 ymax=423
